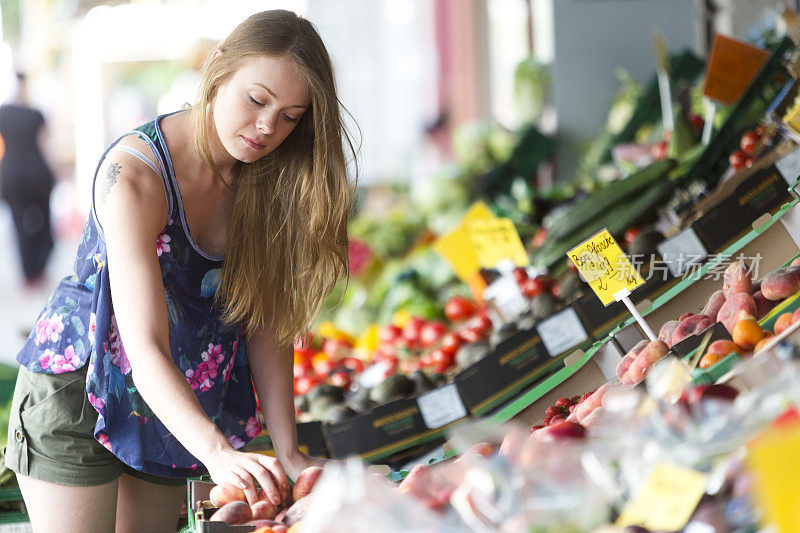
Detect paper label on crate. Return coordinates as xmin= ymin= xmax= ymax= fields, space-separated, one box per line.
xmin=465 ymin=217 xmax=529 ymax=268
xmin=616 ymin=463 xmax=708 ymax=531
xmin=746 ymin=425 xmax=800 ymax=532
xmin=483 ymin=276 xmax=528 ymax=323
xmin=776 ymin=145 xmax=800 ymax=185
xmin=567 ymin=229 xmax=645 ymax=306
xmin=416 ymin=383 xmax=467 ymax=429
xmin=702 ymin=34 xmax=769 ymax=105
xmin=656 ymin=226 xmax=708 ymax=276
xmin=536 ymin=307 xmax=588 ymax=357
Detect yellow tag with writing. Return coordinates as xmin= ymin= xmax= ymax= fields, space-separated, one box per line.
xmin=433 ymin=202 xmax=497 ymax=282
xmin=616 ymin=463 xmax=708 ymax=531
xmin=567 ymin=229 xmax=644 ymax=306
xmin=466 ymin=217 xmax=529 ymax=268
xmin=747 ymin=426 xmax=800 ymax=532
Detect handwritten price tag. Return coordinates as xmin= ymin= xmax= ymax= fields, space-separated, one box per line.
xmin=433 ymin=202 xmax=497 ymax=282
xmin=416 ymin=384 xmax=467 ymax=429
xmin=616 ymin=463 xmax=708 ymax=531
xmin=466 ymin=218 xmax=529 ymax=268
xmin=747 ymin=426 xmax=800 ymax=532
xmin=567 ymin=229 xmax=644 ymax=306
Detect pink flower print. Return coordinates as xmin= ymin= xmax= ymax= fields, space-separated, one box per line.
xmin=38 ymin=349 xmax=55 ymax=370
xmin=156 ymin=230 xmax=171 ymax=256
xmin=89 ymin=313 xmax=96 ymax=346
xmin=185 ymin=368 xmax=200 ymax=390
xmin=97 ymin=433 xmax=113 ymax=452
xmin=46 ymin=314 xmax=65 ymax=343
xmin=198 ymin=375 xmax=213 ymax=392
xmin=88 ymin=392 xmax=105 ymax=412
xmin=34 ymin=316 xmax=49 ymax=346
xmin=190 ymin=463 xmax=197 ymax=470
xmin=103 ymin=316 xmax=131 ymax=375
xmin=245 ymin=417 xmax=261 ymax=438
xmin=228 ymin=435 xmax=244 ymax=448
xmin=51 ymin=345 xmax=80 ymax=373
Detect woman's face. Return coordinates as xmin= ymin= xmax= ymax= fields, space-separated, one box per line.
xmin=212 ymin=55 xmax=309 ymax=164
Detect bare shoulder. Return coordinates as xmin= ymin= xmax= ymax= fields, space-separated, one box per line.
xmin=94 ymin=134 xmax=168 ymax=234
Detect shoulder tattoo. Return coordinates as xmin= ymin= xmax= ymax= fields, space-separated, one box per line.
xmin=101 ymin=161 xmax=122 ymax=202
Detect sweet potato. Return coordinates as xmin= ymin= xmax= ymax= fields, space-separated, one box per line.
xmin=209 ymin=482 xmax=247 ymax=508
xmin=292 ymin=466 xmax=323 ymax=502
xmin=210 ymin=500 xmax=252 ymax=525
xmin=251 ymin=500 xmax=278 ymax=521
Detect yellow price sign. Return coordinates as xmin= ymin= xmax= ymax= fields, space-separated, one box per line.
xmin=433 ymin=202 xmax=496 ymax=282
xmin=747 ymin=426 xmax=800 ymax=532
xmin=567 ymin=229 xmax=644 ymax=306
xmin=465 ymin=218 xmax=528 ymax=269
xmin=616 ymin=463 xmax=708 ymax=531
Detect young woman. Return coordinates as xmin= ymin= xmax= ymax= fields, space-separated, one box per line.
xmin=5 ymin=10 xmax=354 ymax=532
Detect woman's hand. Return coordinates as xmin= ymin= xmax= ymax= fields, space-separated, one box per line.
xmin=280 ymin=449 xmax=328 ymax=481
xmin=203 ymin=446 xmax=290 ymax=506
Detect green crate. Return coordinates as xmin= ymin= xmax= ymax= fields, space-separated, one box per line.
xmin=691 ymin=352 xmax=742 ymax=385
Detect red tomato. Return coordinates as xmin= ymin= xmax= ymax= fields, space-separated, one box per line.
xmin=328 ymin=370 xmax=352 ymax=389
xmin=729 ymin=150 xmax=746 ymax=170
xmin=755 ymin=124 xmax=766 ymax=136
xmin=513 ymin=267 xmax=528 ymax=284
xmin=402 ymin=317 xmax=426 ymax=343
xmin=470 ymin=314 xmax=493 ymax=333
xmin=624 ymin=227 xmax=641 ymax=246
xmin=420 ymin=321 xmax=447 ymax=348
xmin=441 ymin=331 xmax=464 ymax=351
xmin=294 ymin=375 xmax=319 ymax=396
xmin=322 ymin=338 xmax=352 ymax=359
xmin=521 ymin=277 xmax=546 ymax=298
xmin=689 ymin=113 xmax=705 ymax=135
xmin=740 ymin=132 xmax=760 ymax=155
xmin=444 ymin=296 xmax=478 ymax=323
xmin=430 ymin=348 xmax=456 ymax=373
xmin=744 ymin=156 xmax=755 ymax=168
xmin=340 ymin=356 xmax=365 ymax=374
xmin=378 ymin=324 xmax=403 ymax=345
xmin=460 ymin=327 xmax=486 ymax=344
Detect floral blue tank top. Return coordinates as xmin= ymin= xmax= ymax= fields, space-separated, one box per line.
xmin=15 ymin=112 xmax=260 ymax=477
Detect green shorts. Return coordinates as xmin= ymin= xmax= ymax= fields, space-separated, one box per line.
xmin=4 ymin=365 xmax=186 ymax=487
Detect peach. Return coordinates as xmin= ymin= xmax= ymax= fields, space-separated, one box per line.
xmin=753 ymin=290 xmax=777 ymax=319
xmin=717 ymin=293 xmax=758 ymax=334
xmin=669 ymin=314 xmax=715 ymax=347
xmin=793 ymin=307 xmax=800 ymax=324
xmin=622 ymin=340 xmax=669 ymax=385
xmin=700 ymin=290 xmax=726 ymax=321
xmin=658 ymin=320 xmax=680 ymax=346
xmin=774 ymin=313 xmax=794 ymax=335
xmin=699 ymin=351 xmax=724 ymax=369
xmin=754 ymin=335 xmax=774 ymax=353
xmin=791 ymin=257 xmax=800 ymax=267
xmin=615 ymin=340 xmax=648 ymax=380
xmin=706 ymin=339 xmax=738 ymax=358
xmin=723 ymin=260 xmax=753 ymax=298
xmin=732 ymin=318 xmax=764 ymax=351
xmin=760 ymin=267 xmax=800 ymax=301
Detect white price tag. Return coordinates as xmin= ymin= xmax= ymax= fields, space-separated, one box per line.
xmin=656 ymin=227 xmax=708 ymax=276
xmin=776 ymin=146 xmax=800 ymax=185
xmin=416 ymin=383 xmax=467 ymax=429
xmin=483 ymin=276 xmax=528 ymax=322
xmin=536 ymin=307 xmax=588 ymax=357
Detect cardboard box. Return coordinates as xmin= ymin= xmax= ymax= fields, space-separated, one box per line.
xmin=454 ymin=327 xmax=553 ymax=416
xmin=323 ymin=382 xmax=469 ymax=461
xmin=684 ymin=144 xmax=795 ymax=254
xmin=241 ymin=421 xmax=329 ymax=459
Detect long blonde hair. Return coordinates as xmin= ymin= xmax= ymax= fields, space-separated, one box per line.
xmin=191 ymin=10 xmax=356 ymax=346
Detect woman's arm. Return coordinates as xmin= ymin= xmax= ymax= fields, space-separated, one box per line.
xmin=96 ymin=144 xmax=288 ymax=505
xmin=247 ymin=330 xmax=326 ymax=480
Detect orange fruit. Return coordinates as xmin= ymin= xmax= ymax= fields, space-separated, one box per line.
xmin=732 ymin=318 xmax=764 ymax=351
xmin=774 ymin=313 xmax=794 ymax=335
xmin=754 ymin=336 xmax=774 ymax=353
xmin=706 ymin=339 xmax=738 ymax=357
xmin=699 ymin=352 xmax=723 ymax=369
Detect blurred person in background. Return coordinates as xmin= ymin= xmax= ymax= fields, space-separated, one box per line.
xmin=0 ymin=71 xmax=55 ymax=290
xmin=4 ymin=10 xmax=355 ymax=532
